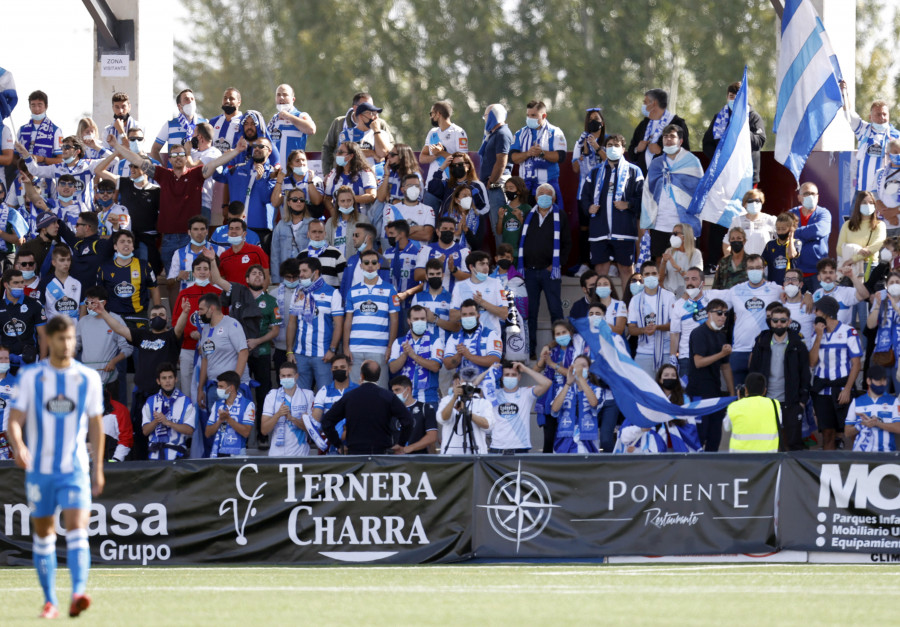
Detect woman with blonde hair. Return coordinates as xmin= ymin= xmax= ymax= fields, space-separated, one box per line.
xmin=722 ymin=189 xmax=776 ymax=256
xmin=77 ymin=118 xmax=103 ymax=158
xmin=659 ymin=223 xmax=703 ymax=297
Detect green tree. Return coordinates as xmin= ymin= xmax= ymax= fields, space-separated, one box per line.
xmin=855 ymin=0 xmax=900 ymax=111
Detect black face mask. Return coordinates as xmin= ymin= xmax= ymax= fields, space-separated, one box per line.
xmin=439 ymin=231 xmax=455 ymax=245
xmin=199 ymin=313 xmax=212 ymax=325
xmin=497 ymin=259 xmax=513 ymax=270
xmin=190 ymin=137 xmax=200 ymax=150
xmin=450 ymin=164 xmax=466 ymax=179
xmin=504 ymin=189 xmax=517 ymax=201
xmin=777 ymin=234 xmax=788 ymax=242
xmin=252 ymin=154 xmax=266 ymax=164
xmin=430 ymin=117 xmax=440 ymax=127
xmin=222 ymin=105 xmax=237 ymax=115
xmin=660 ymin=378 xmax=679 ymax=390
xmin=730 ymin=241 xmax=744 ymax=253
xmin=387 ymin=236 xmax=397 ymax=248
xmin=427 ymin=276 xmax=443 ymax=290
xmin=332 ymin=369 xmax=348 ymax=383
xmin=587 ymin=120 xmax=602 ymax=133
xmin=772 ymin=326 xmax=788 ymax=337
xmin=150 ymin=316 xmax=167 ymax=331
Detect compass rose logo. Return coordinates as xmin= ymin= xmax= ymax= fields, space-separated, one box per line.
xmin=479 ymin=461 xmax=559 ymax=552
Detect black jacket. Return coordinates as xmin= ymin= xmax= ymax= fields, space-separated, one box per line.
xmin=702 ymin=106 xmax=766 ymax=183
xmin=323 ymin=381 xmax=412 ymax=454
xmin=628 ymin=114 xmax=691 ymax=175
xmin=521 ymin=208 xmax=571 ymax=270
xmin=579 ymin=161 xmax=644 ymax=237
xmin=748 ymin=329 xmax=811 ymax=406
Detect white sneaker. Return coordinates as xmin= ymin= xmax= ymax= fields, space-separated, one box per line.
xmin=573 ymin=264 xmax=590 ymax=278
xmin=608 ymin=266 xmax=619 ymax=278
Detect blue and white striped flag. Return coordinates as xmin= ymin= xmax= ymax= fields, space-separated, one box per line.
xmin=572 ymin=318 xmax=735 ymax=428
xmin=773 ymin=0 xmax=843 ymax=183
xmin=0 ymin=67 xmax=17 ymax=120
xmin=689 ymin=67 xmax=754 ymax=228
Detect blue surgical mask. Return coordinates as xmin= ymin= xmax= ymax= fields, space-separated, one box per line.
xmin=395 ymin=391 xmax=407 ymax=403
xmin=820 ymin=281 xmax=835 ymax=292
xmin=630 ymin=282 xmax=644 ymax=295
xmin=536 ymin=195 xmax=553 ymax=209
xmin=8 ymin=288 xmax=23 ymax=299
xmin=727 ymin=99 xmax=734 ymax=110
xmin=281 ymin=378 xmax=296 ymax=389
xmin=0 ymin=363 xmax=9 ymax=374
xmin=745 ymin=201 xmax=762 ymax=215
xmin=555 ymin=334 xmax=571 ymax=347
xmin=641 ymin=104 xmax=650 ymax=117
xmin=411 ymin=320 xmax=428 ymax=336
xmin=461 ymin=316 xmax=478 ymax=331
xmin=581 ymin=367 xmax=590 ymax=380
xmin=747 ymin=269 xmax=764 ymax=284
xmin=116 ymin=252 xmax=134 ymax=261
xmin=31 ymin=112 xmax=46 ymax=122
xmin=338 ymin=205 xmax=355 ymax=214
xmin=194 ymin=278 xmax=210 ymax=287
xmin=21 ymin=270 xmax=34 ymax=280
xmin=283 ymin=279 xmax=299 ymax=289
xmin=525 ymin=117 xmax=540 ymax=130
xmin=889 ymin=153 xmax=900 ymax=167
xmin=190 ymin=238 xmax=206 ymax=247
xmin=606 ymin=146 xmax=623 ymax=161
xmin=502 ymin=376 xmax=519 ymax=390
xmin=802 ymin=195 xmax=817 ymax=210
xmin=663 ymin=144 xmax=680 ymax=155
xmin=63 ymin=156 xmax=77 ymax=165
xmin=58 ymin=193 xmax=74 ymax=202
xmin=227 ymin=235 xmax=244 ymax=246
xmin=643 ymin=276 xmax=659 ymax=290
xmin=133 ymin=175 xmax=146 ymax=185
xmin=595 ymin=285 xmax=611 ymax=299
xmin=292 ymin=166 xmax=308 ymax=178
xmin=299 ymin=278 xmax=313 ymax=288
xmin=87 ymin=309 xmax=98 ymax=317
xmin=216 ymin=388 xmax=228 ymax=400
xmin=362 ymin=270 xmax=379 ymax=281
xmin=474 ymin=271 xmax=488 ymax=282
xmin=309 ymin=238 xmax=327 ymax=249
xmin=130 ymin=140 xmax=142 ymax=153
xmin=357 ymin=239 xmax=367 ymax=252
xmin=872 ymin=123 xmax=888 ymax=133
xmin=335 ymin=155 xmax=347 ymax=167
xmin=589 ymin=315 xmax=602 ymax=330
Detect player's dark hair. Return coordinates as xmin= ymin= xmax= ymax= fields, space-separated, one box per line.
xmin=217 ymin=370 xmax=241 ymax=390
xmin=45 ymin=315 xmax=76 ymax=336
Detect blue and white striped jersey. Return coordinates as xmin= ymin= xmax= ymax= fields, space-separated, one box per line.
xmin=13 ymin=360 xmax=104 ymax=475
xmin=510 ymin=122 xmax=568 ymax=184
xmin=850 ymin=114 xmax=900 ymax=192
xmin=815 ymin=322 xmax=862 ymax=381
xmin=846 ymin=393 xmax=899 ymax=452
xmin=24 ymin=156 xmax=110 ymax=207
xmin=267 ymin=107 xmax=312 ymax=168
xmin=289 ymin=283 xmax=343 ymax=357
xmin=345 ymin=279 xmax=399 ymax=352
xmin=154 ymin=115 xmax=208 ymax=149
xmin=141 ymin=390 xmax=197 ymax=461
xmin=208 ymin=111 xmax=244 ymax=153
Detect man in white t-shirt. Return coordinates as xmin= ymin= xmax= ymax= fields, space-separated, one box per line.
xmin=812 ymin=257 xmax=869 ymax=327
xmin=781 ymin=268 xmax=816 ymax=349
xmin=261 ymin=362 xmax=316 ymax=457
xmin=627 ymin=261 xmax=675 ymax=378
xmin=450 ymin=251 xmax=508 ymax=337
xmin=382 ymin=173 xmax=436 ymax=242
xmin=436 ymin=376 xmax=494 ymax=454
xmin=187 ymin=123 xmax=223 ymax=222
xmin=490 ymin=360 xmax=551 ymax=453
xmin=420 ymin=100 xmax=468 ymax=212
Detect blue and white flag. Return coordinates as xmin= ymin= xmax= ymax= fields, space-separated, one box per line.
xmin=572 ymin=317 xmax=735 ymax=428
xmin=690 ymin=67 xmax=754 ymax=228
xmin=773 ymin=0 xmax=843 ymax=183
xmin=0 ymin=67 xmax=16 ymax=121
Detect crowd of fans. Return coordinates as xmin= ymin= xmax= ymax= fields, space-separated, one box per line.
xmin=0 ymin=77 xmax=899 ymax=461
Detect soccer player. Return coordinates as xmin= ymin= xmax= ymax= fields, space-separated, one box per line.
xmin=7 ymin=315 xmax=105 ymax=619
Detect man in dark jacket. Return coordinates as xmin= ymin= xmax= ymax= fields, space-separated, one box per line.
xmin=53 ymin=212 xmax=113 ymax=289
xmin=748 ymin=304 xmax=811 ymax=450
xmin=627 ymin=88 xmax=691 ymax=176
xmin=702 ymin=81 xmax=766 ymax=184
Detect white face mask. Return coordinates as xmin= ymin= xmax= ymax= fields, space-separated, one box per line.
xmin=82 ymin=133 xmax=94 ymax=142
xmin=669 ymin=235 xmax=683 ymax=249
xmin=882 ymin=248 xmax=894 ymax=263
xmin=860 ymin=203 xmax=876 ymax=216
xmin=276 ymin=103 xmax=291 ymax=113
xmin=745 ymin=201 xmax=762 ymax=215
xmin=181 ymin=102 xmax=196 ymax=118
xmin=663 ymin=144 xmax=680 ymax=155
xmin=888 ymin=284 xmax=900 ymax=298
xmin=685 ymin=287 xmax=701 ymax=299
xmin=405 ymin=186 xmax=420 ymax=201
xmin=459 ymin=197 xmax=473 ymax=210
xmin=784 ymin=284 xmax=800 ymax=298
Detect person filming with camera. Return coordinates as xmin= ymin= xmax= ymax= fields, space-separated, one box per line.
xmin=437 ymin=369 xmax=495 ymax=454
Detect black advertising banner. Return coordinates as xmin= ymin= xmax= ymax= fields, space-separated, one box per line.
xmin=779 ymin=452 xmax=900 ymax=553
xmin=472 ymin=455 xmax=779 ymax=557
xmin=0 ymin=457 xmax=474 ymax=566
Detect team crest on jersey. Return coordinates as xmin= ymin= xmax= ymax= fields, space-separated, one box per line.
xmin=242 ymin=255 xmax=250 ymax=264
xmin=259 ymin=301 xmax=266 ymax=309
xmin=55 ymin=297 xmax=77 ymax=313
xmin=744 ymin=297 xmax=765 ymax=312
xmin=359 ymin=300 xmax=378 ymax=314
xmin=45 ymin=394 xmax=76 ymax=415
xmin=498 ymin=402 xmax=519 ymax=416
xmin=270 ymin=128 xmax=282 ymax=142
xmin=114 ymin=281 xmax=135 ymax=297
xmin=19 ymin=304 xmax=28 ymax=313
xmin=131 ymin=270 xmax=140 ymax=279
xmin=3 ymin=318 xmax=25 ymax=336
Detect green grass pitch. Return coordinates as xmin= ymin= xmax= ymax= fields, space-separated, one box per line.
xmin=2 ymin=563 xmax=898 ymax=625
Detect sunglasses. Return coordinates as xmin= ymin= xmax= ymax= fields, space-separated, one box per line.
xmin=770 ymin=318 xmax=790 ymax=324
xmin=18 ymin=261 xmax=35 ymax=268
xmin=361 ymin=261 xmax=380 ymax=267
xmin=129 ymin=137 xmax=144 ymax=142
xmin=169 ymin=152 xmax=186 ymax=157
xmin=288 ymin=197 xmax=306 ymax=203
xmin=97 ymin=189 xmax=115 ymax=195
xmin=58 ymin=181 xmax=76 ymax=187
xmin=709 ymin=310 xmax=727 ymax=316
xmin=251 ymin=144 xmax=269 ymax=150
xmin=61 ymin=144 xmax=76 ymax=151
xmin=387 ymin=152 xmax=398 ymax=157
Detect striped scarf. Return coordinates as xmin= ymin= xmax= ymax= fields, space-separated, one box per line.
xmin=295 ymin=277 xmax=324 ymax=323
xmin=517 ymin=206 xmax=560 ymax=279
xmin=177 ymin=111 xmax=196 ymax=141
xmin=711 ymin=105 xmax=731 ymax=141
xmin=592 ymin=159 xmax=631 ymax=206
xmin=399 ymin=331 xmax=433 ymax=396
xmin=642 ymin=110 xmax=675 ymax=143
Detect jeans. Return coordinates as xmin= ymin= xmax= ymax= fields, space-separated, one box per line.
xmin=487 ymin=187 xmax=506 ymax=249
xmin=696 ymin=407 xmax=726 ymax=451
xmin=160 ymin=233 xmax=191 ymax=276
xmin=524 ymin=268 xmax=563 ymax=356
xmin=634 ymin=353 xmax=658 ymax=380
xmin=179 ymin=348 xmax=197 ymax=402
xmin=296 ymin=353 xmax=333 ymax=394
xmin=730 ymin=351 xmax=751 ymax=388
xmin=598 ymin=403 xmax=619 ymax=453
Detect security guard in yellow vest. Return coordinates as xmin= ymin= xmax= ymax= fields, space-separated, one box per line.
xmin=720 ymin=373 xmax=781 ymax=452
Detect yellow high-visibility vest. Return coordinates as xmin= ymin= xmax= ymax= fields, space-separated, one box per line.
xmin=728 ymin=396 xmax=780 ymax=452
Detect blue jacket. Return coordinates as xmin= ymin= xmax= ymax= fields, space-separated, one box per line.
xmin=789 ymin=205 xmax=831 ymax=275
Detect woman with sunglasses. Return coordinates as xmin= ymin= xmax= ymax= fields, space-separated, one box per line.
xmin=271 ymin=149 xmax=323 ymax=214
xmin=270 ymin=189 xmax=314 ymax=284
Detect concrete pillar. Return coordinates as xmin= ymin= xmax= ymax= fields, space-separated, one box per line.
xmin=91 ymin=0 xmax=174 ymax=140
